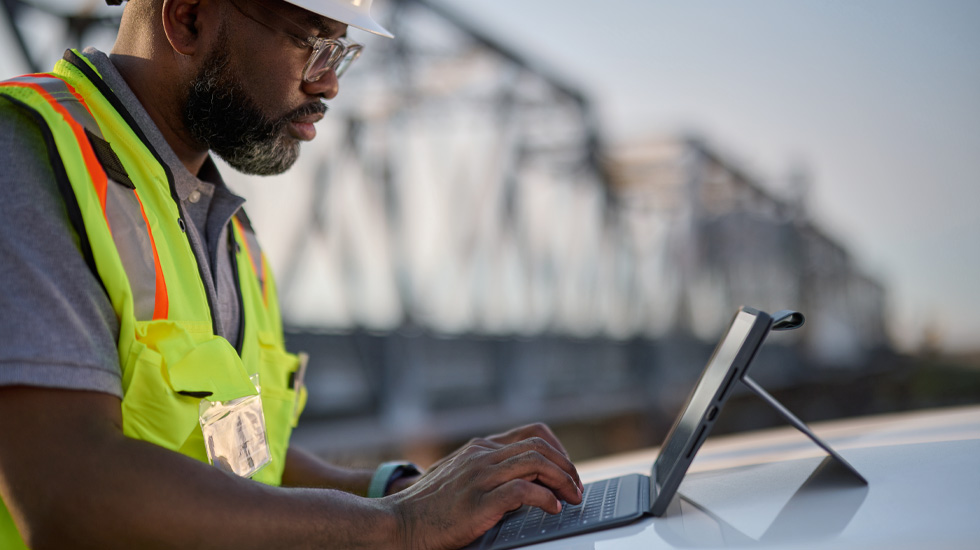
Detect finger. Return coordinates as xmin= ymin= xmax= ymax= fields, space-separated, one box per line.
xmin=495 ymin=427 xmax=583 ymax=492
xmin=494 ymin=423 xmax=570 ymax=459
xmin=493 ymin=437 xmax=582 ymax=494
xmin=485 ymin=478 xmax=564 ymax=516
xmin=524 ymin=423 xmax=569 ymax=458
xmin=489 ymin=449 xmax=582 ymax=504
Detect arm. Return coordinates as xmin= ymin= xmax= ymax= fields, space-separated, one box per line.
xmin=0 ymin=387 xmax=398 ymax=550
xmin=0 ymin=102 xmax=582 ymax=550
xmin=0 ymin=387 xmax=582 ymax=550
xmin=281 ymin=445 xmax=377 ymax=496
xmin=283 ymin=421 xmax=581 ymax=499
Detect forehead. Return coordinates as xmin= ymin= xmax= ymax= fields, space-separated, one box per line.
xmin=263 ymin=0 xmax=348 ymax=37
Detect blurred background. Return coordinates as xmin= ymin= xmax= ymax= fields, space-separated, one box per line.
xmin=3 ymin=0 xmax=978 ymax=467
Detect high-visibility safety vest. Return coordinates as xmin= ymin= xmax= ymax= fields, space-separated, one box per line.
xmin=0 ymin=49 xmax=308 ymax=547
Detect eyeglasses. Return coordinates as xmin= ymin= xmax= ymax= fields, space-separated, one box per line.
xmin=227 ymin=0 xmax=364 ymax=82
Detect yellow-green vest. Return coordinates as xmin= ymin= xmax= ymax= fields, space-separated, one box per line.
xmin=0 ymin=49 xmax=308 ymax=548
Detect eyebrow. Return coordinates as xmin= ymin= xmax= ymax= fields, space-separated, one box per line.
xmin=302 ymin=12 xmax=344 ymax=38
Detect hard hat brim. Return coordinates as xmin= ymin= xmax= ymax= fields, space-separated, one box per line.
xmin=282 ymin=0 xmax=394 ymax=39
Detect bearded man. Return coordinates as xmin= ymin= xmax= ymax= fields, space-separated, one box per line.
xmin=0 ymin=1 xmax=582 ymax=548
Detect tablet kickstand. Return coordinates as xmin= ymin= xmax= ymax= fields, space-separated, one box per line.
xmin=740 ymin=375 xmax=868 ymax=485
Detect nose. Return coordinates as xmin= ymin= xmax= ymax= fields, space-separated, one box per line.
xmin=302 ymin=69 xmax=339 ymax=99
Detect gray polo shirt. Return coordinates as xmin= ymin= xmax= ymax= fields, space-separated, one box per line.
xmin=0 ymin=48 xmax=245 ymax=398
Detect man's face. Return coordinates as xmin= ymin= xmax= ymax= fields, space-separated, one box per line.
xmin=182 ymin=21 xmax=328 ymax=176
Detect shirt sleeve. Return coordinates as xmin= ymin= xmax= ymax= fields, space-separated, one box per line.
xmin=0 ymin=98 xmax=123 ymax=398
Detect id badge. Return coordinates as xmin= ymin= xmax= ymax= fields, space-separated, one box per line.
xmin=199 ymin=373 xmax=271 ymax=478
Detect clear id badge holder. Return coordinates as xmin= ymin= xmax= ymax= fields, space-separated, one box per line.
xmin=199 ymin=373 xmax=271 ymax=478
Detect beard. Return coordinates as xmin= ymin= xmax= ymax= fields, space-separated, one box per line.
xmin=183 ymin=41 xmax=326 ymax=176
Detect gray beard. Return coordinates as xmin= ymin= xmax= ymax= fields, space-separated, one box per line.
xmin=183 ymin=49 xmax=324 ymax=176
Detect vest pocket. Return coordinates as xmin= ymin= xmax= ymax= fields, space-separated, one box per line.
xmin=121 ymin=320 xmax=258 ymax=456
xmin=121 ymin=341 xmax=201 ymax=451
xmin=250 ymin=332 xmax=306 ymax=486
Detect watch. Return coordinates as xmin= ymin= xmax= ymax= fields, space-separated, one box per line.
xmin=368 ymin=461 xmax=422 ymax=498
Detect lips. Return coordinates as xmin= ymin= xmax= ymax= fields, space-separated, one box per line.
xmin=292 ymin=111 xmax=325 ymax=125
xmin=287 ymin=110 xmax=325 ymax=141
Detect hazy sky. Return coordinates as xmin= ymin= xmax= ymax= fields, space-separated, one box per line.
xmin=430 ymin=0 xmax=980 ymax=352
xmin=1 ymin=1 xmax=976 ymax=352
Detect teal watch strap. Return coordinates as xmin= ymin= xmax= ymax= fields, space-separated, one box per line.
xmin=368 ymin=461 xmax=421 ymax=498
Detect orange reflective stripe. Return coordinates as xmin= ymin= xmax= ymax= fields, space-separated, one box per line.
xmin=53 ymin=73 xmax=167 ymax=319
xmin=233 ymin=216 xmax=268 ymax=307
xmin=10 ymin=74 xmax=98 ymax=137
xmin=5 ymin=79 xmax=109 ymax=216
xmin=261 ymin=254 xmax=270 ymax=307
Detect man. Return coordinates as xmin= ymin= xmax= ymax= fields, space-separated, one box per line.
xmin=0 ymin=0 xmax=582 ymax=548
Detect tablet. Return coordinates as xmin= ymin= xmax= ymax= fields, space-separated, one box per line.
xmin=471 ymin=306 xmax=775 ymax=549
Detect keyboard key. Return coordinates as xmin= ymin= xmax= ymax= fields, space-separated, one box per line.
xmin=494 ymin=478 xmax=628 ymax=545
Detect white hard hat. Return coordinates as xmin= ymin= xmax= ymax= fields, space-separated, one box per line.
xmin=282 ymin=0 xmax=393 ymax=39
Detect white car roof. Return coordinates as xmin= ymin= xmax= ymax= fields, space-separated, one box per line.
xmin=547 ymin=405 xmax=980 ymax=549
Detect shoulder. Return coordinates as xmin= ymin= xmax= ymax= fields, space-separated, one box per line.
xmin=0 ymin=95 xmax=123 ymax=397
xmin=0 ymin=97 xmax=66 ymax=228
xmin=0 ymin=93 xmax=48 ymax=156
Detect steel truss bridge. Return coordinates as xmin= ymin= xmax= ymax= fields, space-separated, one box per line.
xmin=4 ymin=0 xmax=891 ymax=456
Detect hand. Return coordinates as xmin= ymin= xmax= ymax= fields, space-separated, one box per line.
xmin=386 ymin=471 xmax=422 ymax=495
xmin=386 ymin=423 xmax=580 ymax=496
xmin=427 ymin=423 xmax=579 ymax=478
xmin=388 ymin=423 xmax=583 ymax=550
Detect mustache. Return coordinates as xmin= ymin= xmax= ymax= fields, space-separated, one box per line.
xmin=279 ymin=101 xmax=328 ymax=124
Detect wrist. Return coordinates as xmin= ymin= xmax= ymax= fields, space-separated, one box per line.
xmin=368 ymin=461 xmax=422 ymax=498
xmin=351 ymin=493 xmax=408 ymax=550
xmin=386 ymin=472 xmax=421 ymax=495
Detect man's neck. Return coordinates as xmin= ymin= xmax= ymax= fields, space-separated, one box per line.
xmin=108 ymin=52 xmax=210 ymax=177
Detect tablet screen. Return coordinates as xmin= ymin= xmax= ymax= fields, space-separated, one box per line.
xmin=651 ymin=309 xmax=759 ymax=505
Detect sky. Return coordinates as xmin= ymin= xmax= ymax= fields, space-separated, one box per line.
xmin=1 ymin=1 xmax=977 ymax=353
xmin=426 ymin=0 xmax=980 ymax=353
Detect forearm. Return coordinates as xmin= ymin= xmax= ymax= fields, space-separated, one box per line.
xmin=0 ymin=389 xmax=402 ymax=550
xmin=1 ymin=389 xmax=583 ymax=550
xmin=281 ymin=446 xmax=375 ymax=496
xmin=68 ymin=439 xmax=396 ymax=549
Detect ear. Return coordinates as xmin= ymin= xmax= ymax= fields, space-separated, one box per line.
xmin=162 ymin=0 xmax=215 ymax=56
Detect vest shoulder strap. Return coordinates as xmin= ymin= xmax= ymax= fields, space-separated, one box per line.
xmin=0 ymin=73 xmax=168 ymax=320
xmin=0 ymin=83 xmax=101 ymax=290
